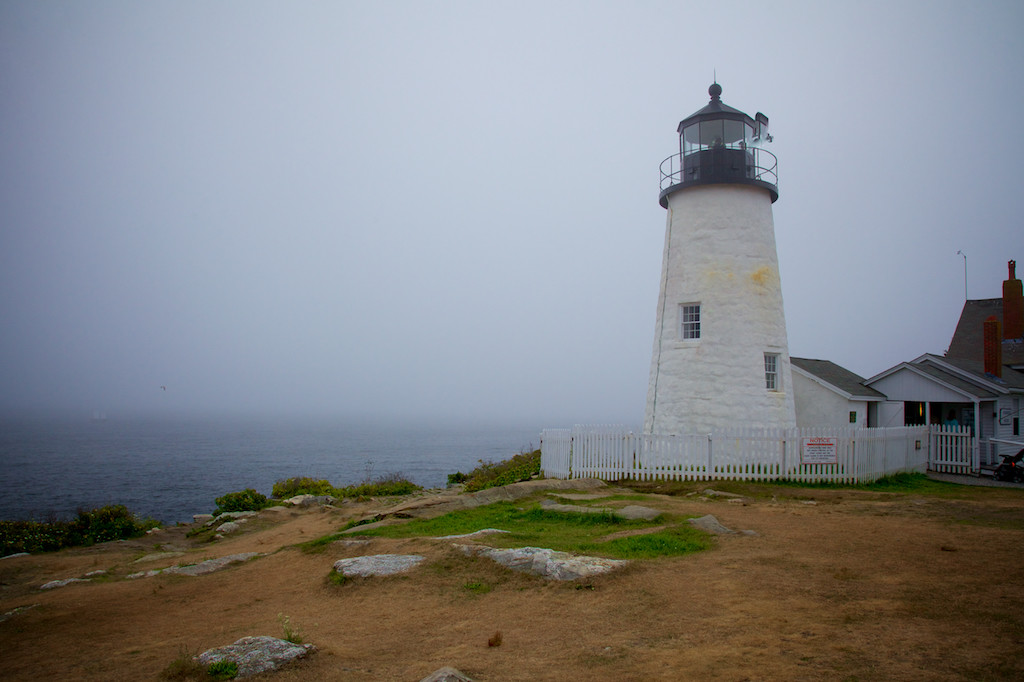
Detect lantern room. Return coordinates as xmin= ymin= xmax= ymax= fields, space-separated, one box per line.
xmin=659 ymin=82 xmax=778 ymax=206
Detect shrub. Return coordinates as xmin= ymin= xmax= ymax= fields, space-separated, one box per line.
xmin=337 ymin=473 xmax=421 ymax=498
xmin=206 ymin=659 xmax=238 ymax=680
xmin=214 ymin=489 xmax=270 ymax=515
xmin=462 ymin=449 xmax=541 ymax=493
xmin=271 ymin=477 xmax=334 ymax=499
xmin=447 ymin=471 xmax=468 ymax=486
xmin=0 ymin=505 xmax=159 ymax=556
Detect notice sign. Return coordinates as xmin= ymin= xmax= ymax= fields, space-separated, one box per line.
xmin=802 ymin=437 xmax=838 ymax=465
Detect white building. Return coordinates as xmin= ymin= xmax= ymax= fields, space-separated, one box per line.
xmin=644 ymin=83 xmax=795 ymax=435
xmin=790 ymin=358 xmax=886 ymax=428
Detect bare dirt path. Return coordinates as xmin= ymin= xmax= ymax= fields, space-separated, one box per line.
xmin=1 ymin=481 xmax=1023 ymax=681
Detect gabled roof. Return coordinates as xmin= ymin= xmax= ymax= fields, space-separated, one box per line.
xmin=917 ymin=353 xmax=1024 ymax=392
xmin=946 ymin=298 xmax=1024 ymax=366
xmin=790 ymin=357 xmax=886 ymax=401
xmin=866 ymin=353 xmax=1024 ymax=402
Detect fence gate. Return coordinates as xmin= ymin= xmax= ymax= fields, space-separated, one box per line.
xmin=929 ymin=425 xmax=975 ymax=474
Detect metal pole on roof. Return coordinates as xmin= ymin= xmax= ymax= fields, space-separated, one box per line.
xmin=957 ymin=250 xmax=968 ymax=300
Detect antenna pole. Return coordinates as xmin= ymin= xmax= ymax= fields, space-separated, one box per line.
xmin=957 ymin=250 xmax=968 ymax=300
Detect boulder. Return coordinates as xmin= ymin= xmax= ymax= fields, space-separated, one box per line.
xmin=127 ymin=552 xmax=263 ymax=579
xmin=333 ymin=554 xmax=425 ymax=577
xmin=539 ymin=499 xmax=661 ymax=521
xmin=687 ymin=514 xmax=735 ymax=534
xmin=197 ymin=636 xmax=314 ymax=678
xmin=40 ymin=577 xmax=90 ymax=590
xmin=420 ymin=667 xmax=475 ymax=682
xmin=457 ymin=545 xmax=627 ymax=581
xmin=286 ymin=494 xmax=337 ymax=507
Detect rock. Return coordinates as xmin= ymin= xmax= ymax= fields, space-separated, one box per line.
xmin=539 ymin=499 xmax=661 ymax=521
xmin=193 ymin=514 xmax=214 ymax=524
xmin=208 ymin=511 xmax=258 ymax=525
xmin=40 ymin=578 xmax=90 ymax=590
xmin=615 ymin=505 xmax=662 ymax=521
xmin=702 ymin=488 xmax=744 ymax=498
xmin=134 ymin=551 xmax=185 ymax=564
xmin=436 ymin=528 xmax=511 ymax=540
xmin=420 ymin=666 xmax=475 ymax=682
xmin=197 ymin=636 xmax=314 ymax=678
xmin=457 ymin=545 xmax=627 ymax=580
xmin=84 ymin=570 xmax=106 ymax=577
xmin=217 ymin=521 xmax=242 ymax=534
xmin=333 ymin=554 xmax=425 ymax=577
xmin=285 ymin=494 xmax=338 ymax=507
xmin=127 ymin=552 xmax=263 ymax=579
xmin=383 ymin=478 xmax=609 ymax=520
xmin=1 ymin=552 xmax=30 ymax=560
xmin=0 ymin=604 xmax=38 ymax=623
xmin=687 ymin=514 xmax=735 ymax=535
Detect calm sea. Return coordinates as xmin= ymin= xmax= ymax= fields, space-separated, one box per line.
xmin=0 ymin=414 xmax=543 ymax=524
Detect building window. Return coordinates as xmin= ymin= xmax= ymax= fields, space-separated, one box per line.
xmin=764 ymin=353 xmax=780 ymax=391
xmin=679 ymin=303 xmax=701 ymax=340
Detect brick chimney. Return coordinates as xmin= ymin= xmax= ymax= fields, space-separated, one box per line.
xmin=1005 ymin=259 xmax=1023 ymax=340
xmin=984 ymin=315 xmax=1002 ymax=377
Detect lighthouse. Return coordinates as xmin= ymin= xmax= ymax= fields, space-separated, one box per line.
xmin=643 ymin=83 xmax=796 ymax=435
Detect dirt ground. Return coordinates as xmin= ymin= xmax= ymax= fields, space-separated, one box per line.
xmin=2 ymin=479 xmax=1023 ymax=681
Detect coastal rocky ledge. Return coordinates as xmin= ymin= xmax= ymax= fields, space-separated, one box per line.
xmin=126 ymin=552 xmax=263 ymax=579
xmin=455 ymin=544 xmax=628 ymax=580
xmin=333 ymin=554 xmax=425 ymax=577
xmin=197 ymin=636 xmax=315 ymax=678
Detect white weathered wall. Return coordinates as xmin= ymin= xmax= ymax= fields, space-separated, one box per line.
xmin=643 ymin=184 xmax=796 ymax=435
xmin=792 ymin=370 xmax=867 ymax=427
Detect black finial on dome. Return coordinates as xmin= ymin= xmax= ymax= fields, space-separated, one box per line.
xmin=708 ymin=82 xmax=722 ymax=101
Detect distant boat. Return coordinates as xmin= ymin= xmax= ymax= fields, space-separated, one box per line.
xmin=92 ymin=411 xmax=107 ymax=421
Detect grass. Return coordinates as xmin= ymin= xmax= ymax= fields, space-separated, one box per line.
xmin=344 ymin=501 xmax=712 ymax=560
xmin=621 ymin=472 xmax=980 ymax=499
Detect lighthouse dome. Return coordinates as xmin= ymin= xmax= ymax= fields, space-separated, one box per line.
xmin=659 ymin=83 xmax=778 ymax=206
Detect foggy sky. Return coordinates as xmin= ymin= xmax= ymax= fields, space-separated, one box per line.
xmin=2 ymin=1 xmax=1022 ymax=426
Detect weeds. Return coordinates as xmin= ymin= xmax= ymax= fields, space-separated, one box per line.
xmin=452 ymin=448 xmax=541 ymax=493
xmin=206 ymin=660 xmax=238 ymax=680
xmin=159 ymin=646 xmax=205 ymax=680
xmin=278 ymin=613 xmax=303 ymax=644
xmin=1 ymin=505 xmax=160 ymax=556
xmin=213 ymin=489 xmax=271 ymax=515
xmin=272 ymin=474 xmax=422 ymax=501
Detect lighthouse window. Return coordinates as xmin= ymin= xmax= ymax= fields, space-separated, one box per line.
xmin=765 ymin=353 xmax=780 ymax=391
xmin=679 ymin=304 xmax=701 ymax=340
xmin=682 ymin=124 xmax=700 ymax=156
xmin=700 ymin=120 xmax=724 ymax=148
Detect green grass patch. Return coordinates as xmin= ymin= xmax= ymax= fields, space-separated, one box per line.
xmin=346 ymin=501 xmax=709 ymax=560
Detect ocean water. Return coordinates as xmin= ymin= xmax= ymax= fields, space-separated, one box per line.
xmin=0 ymin=414 xmax=542 ymax=524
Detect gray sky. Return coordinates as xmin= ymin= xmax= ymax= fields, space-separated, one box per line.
xmin=2 ymin=1 xmax=1022 ymax=425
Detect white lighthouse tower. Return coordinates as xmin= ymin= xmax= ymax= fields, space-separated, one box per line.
xmin=643 ymin=83 xmax=796 ymax=435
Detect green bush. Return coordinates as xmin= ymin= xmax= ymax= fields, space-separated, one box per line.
xmin=271 ymin=477 xmax=334 ymax=499
xmin=462 ymin=449 xmax=541 ymax=493
xmin=0 ymin=505 xmax=159 ymax=556
xmin=337 ymin=473 xmax=421 ymax=498
xmin=206 ymin=659 xmax=238 ymax=679
xmin=447 ymin=471 xmax=468 ymax=486
xmin=270 ymin=474 xmax=422 ymax=501
xmin=214 ymin=489 xmax=271 ymax=515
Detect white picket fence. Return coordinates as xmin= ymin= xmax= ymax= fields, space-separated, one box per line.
xmin=540 ymin=425 xmax=974 ymax=484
